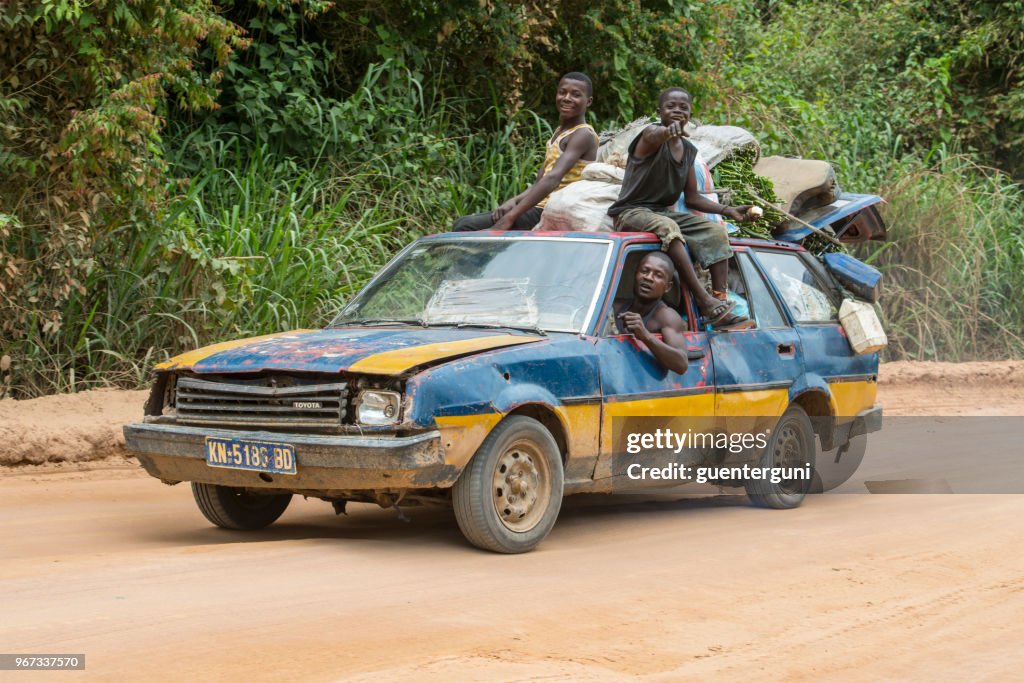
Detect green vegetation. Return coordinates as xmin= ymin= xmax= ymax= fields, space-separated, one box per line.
xmin=867 ymin=153 xmax=1024 ymax=360
xmin=712 ymin=151 xmax=786 ymax=240
xmin=2 ymin=0 xmax=1023 ymax=397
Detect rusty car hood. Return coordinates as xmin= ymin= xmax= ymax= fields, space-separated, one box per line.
xmin=155 ymin=327 xmax=545 ymax=376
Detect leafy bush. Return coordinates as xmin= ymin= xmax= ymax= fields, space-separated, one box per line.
xmin=0 ymin=0 xmax=244 ymax=359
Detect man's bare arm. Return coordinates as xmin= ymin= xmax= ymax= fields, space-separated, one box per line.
xmin=632 ymin=121 xmax=687 ymax=159
xmin=493 ymin=129 xmax=597 ymax=229
xmin=492 ymin=167 xmax=547 ymax=222
xmin=681 ymin=166 xmax=759 ymax=220
xmin=618 ymin=308 xmax=689 ymax=374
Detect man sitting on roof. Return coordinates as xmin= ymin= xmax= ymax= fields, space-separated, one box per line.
xmin=452 ymin=72 xmax=599 ymax=232
xmin=607 ymin=87 xmax=756 ymax=330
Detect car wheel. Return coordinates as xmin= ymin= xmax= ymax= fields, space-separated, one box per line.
xmin=191 ymin=483 xmax=292 ymax=530
xmin=813 ymin=432 xmax=866 ymax=492
xmin=453 ymin=415 xmax=564 ymax=553
xmin=745 ymin=405 xmax=816 ymax=509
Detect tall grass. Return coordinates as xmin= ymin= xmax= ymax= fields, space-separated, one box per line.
xmin=700 ymin=0 xmax=1024 ymax=362
xmin=863 ymin=152 xmax=1024 ymax=360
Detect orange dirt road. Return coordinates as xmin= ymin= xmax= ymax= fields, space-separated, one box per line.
xmin=2 ymin=362 xmax=1024 ymax=681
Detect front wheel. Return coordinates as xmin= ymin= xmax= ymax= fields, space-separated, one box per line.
xmin=745 ymin=405 xmax=816 ymax=509
xmin=191 ymin=483 xmax=292 ymax=530
xmin=453 ymin=416 xmax=564 ymax=553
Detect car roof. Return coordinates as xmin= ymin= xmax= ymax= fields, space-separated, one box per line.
xmin=420 ymin=230 xmax=806 ymax=251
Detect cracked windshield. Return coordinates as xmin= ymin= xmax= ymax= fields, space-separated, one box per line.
xmin=333 ymin=238 xmax=610 ymax=333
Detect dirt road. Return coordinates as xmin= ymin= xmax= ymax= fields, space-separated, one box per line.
xmin=2 ymin=363 xmax=1024 ymax=680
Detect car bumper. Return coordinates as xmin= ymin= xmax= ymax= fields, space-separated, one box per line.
xmin=825 ymin=404 xmax=882 ymax=450
xmin=123 ymin=423 xmax=456 ymax=491
xmin=853 ymin=405 xmax=883 ymax=436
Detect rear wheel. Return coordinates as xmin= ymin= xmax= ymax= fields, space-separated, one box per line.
xmin=191 ymin=483 xmax=292 ymax=530
xmin=745 ymin=405 xmax=815 ymax=509
xmin=814 ymin=432 xmax=866 ymax=492
xmin=453 ymin=416 xmax=564 ymax=553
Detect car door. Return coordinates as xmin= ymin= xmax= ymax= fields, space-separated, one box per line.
xmin=752 ymin=247 xmax=879 ymax=421
xmin=590 ymin=244 xmax=715 ymax=487
xmin=709 ymin=249 xmax=804 ymax=462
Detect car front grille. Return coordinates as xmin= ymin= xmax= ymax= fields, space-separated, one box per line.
xmin=174 ymin=376 xmax=348 ymax=428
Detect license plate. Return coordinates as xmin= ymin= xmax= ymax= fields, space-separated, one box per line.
xmin=205 ymin=436 xmax=297 ymax=475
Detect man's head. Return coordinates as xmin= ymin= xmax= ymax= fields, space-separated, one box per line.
xmin=657 ymin=87 xmax=692 ymax=128
xmin=635 ymin=251 xmax=676 ymax=302
xmin=556 ymin=72 xmax=593 ymax=119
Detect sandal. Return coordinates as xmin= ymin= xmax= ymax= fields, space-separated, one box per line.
xmin=700 ymin=298 xmax=737 ymax=326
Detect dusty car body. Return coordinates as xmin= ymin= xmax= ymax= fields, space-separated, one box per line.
xmin=125 ymin=232 xmax=882 ymax=553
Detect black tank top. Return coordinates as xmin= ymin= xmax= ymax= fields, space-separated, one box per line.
xmin=607 ymin=128 xmax=697 ymax=216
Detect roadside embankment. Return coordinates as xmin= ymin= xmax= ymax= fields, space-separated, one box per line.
xmin=0 ymin=388 xmax=147 ymax=468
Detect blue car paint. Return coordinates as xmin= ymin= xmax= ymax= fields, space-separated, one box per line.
xmin=187 ymin=327 xmax=510 ymax=375
xmin=405 ymin=336 xmax=602 ymax=425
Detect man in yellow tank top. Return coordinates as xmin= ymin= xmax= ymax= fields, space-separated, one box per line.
xmin=452 ymin=72 xmax=598 ymax=232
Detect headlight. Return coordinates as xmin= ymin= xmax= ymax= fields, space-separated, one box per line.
xmin=356 ymin=390 xmax=401 ymax=425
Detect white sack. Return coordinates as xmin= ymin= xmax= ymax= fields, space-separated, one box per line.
xmin=536 ymin=179 xmax=620 ymax=232
xmin=685 ymin=123 xmax=760 ymax=169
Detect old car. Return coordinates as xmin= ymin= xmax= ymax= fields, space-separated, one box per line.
xmin=124 ymin=232 xmax=882 ymax=553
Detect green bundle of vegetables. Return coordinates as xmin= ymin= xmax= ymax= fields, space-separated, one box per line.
xmin=712 ymin=150 xmax=844 ymax=255
xmin=802 ymin=232 xmax=846 ymax=255
xmin=711 ymin=150 xmax=783 ymax=240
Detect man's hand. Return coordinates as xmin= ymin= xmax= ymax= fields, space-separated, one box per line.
xmin=723 ymin=205 xmax=761 ymax=222
xmin=662 ymin=121 xmax=689 ymax=141
xmin=492 ymin=214 xmax=514 ymax=231
xmin=491 ymin=198 xmax=519 ymax=223
xmin=618 ymin=312 xmax=653 ymax=343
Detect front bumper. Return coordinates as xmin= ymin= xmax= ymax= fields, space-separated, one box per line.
xmin=123 ymin=423 xmax=456 ymax=491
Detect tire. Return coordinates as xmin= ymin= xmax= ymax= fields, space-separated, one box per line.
xmin=813 ymin=432 xmax=866 ymax=492
xmin=191 ymin=483 xmax=292 ymax=530
xmin=745 ymin=405 xmax=816 ymax=509
xmin=452 ymin=415 xmax=564 ymax=554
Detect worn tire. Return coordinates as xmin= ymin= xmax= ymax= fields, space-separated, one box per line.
xmin=452 ymin=416 xmax=564 ymax=554
xmin=813 ymin=432 xmax=867 ymax=493
xmin=745 ymin=405 xmax=816 ymax=509
xmin=191 ymin=483 xmax=292 ymax=530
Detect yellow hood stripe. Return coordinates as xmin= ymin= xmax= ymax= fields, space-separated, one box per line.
xmin=155 ymin=330 xmax=315 ymax=370
xmin=348 ymin=334 xmax=542 ymax=375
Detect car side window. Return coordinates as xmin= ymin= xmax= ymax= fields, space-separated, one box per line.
xmin=601 ymin=248 xmax=687 ymax=336
xmin=756 ymin=250 xmax=838 ymax=322
xmin=737 ymin=252 xmax=788 ymax=328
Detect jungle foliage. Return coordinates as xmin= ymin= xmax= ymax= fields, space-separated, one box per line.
xmin=1 ymin=0 xmax=1022 ymax=396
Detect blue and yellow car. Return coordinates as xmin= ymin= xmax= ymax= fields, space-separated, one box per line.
xmin=125 ymin=232 xmax=882 ymax=553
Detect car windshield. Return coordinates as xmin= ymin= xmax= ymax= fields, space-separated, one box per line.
xmin=331 ymin=237 xmax=612 ymax=334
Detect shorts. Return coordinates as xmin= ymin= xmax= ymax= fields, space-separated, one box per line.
xmin=613 ymin=207 xmax=733 ymax=268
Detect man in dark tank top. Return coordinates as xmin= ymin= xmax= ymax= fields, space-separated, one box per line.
xmin=608 ymin=88 xmax=757 ymax=330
